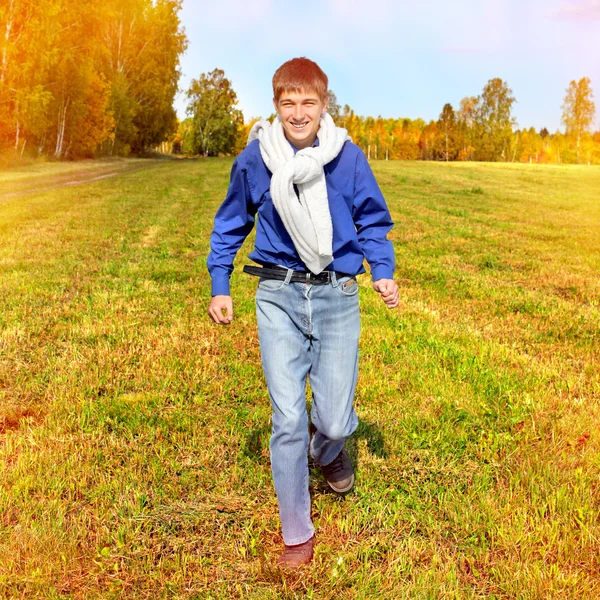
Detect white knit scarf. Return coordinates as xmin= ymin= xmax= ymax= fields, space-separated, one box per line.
xmin=248 ymin=112 xmax=349 ymax=274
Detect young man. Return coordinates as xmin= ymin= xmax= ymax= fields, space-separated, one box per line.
xmin=207 ymin=57 xmax=398 ymax=568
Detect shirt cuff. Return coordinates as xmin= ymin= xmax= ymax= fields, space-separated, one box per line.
xmin=211 ymin=276 xmax=231 ymax=297
xmin=370 ymin=265 xmax=394 ymax=282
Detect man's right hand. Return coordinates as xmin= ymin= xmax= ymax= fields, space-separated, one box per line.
xmin=208 ymin=295 xmax=233 ymax=325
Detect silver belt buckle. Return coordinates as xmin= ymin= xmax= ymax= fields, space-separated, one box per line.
xmin=306 ymin=272 xmax=311 ymax=284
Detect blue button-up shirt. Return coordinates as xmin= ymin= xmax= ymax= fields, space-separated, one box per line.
xmin=208 ymin=138 xmax=395 ymax=296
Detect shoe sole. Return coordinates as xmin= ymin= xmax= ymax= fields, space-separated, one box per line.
xmin=327 ymin=473 xmax=355 ymax=493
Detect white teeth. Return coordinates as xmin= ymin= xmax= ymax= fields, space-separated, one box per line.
xmin=291 ymin=122 xmax=307 ymax=129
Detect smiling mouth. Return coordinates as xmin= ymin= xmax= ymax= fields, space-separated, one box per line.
xmin=290 ymin=122 xmax=309 ymax=130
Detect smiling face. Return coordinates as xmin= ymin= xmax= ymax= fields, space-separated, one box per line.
xmin=274 ymin=90 xmax=328 ymax=150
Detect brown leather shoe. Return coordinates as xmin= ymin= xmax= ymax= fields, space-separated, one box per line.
xmin=276 ymin=535 xmax=315 ymax=568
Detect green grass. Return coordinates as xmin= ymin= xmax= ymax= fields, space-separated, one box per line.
xmin=0 ymin=158 xmax=598 ymax=598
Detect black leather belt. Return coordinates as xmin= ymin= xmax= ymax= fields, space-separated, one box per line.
xmin=243 ymin=264 xmax=348 ymax=285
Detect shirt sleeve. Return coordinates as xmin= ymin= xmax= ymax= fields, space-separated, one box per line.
xmin=207 ymin=159 xmax=257 ymax=296
xmin=352 ymin=150 xmax=396 ymax=281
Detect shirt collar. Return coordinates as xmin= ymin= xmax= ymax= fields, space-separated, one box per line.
xmin=289 ymin=136 xmax=320 ymax=154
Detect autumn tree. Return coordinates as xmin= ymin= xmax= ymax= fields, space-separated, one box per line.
xmin=592 ymin=132 xmax=600 ymax=164
xmin=185 ymin=69 xmax=243 ymax=156
xmin=340 ymin=105 xmax=361 ymax=142
xmin=0 ymin=0 xmax=186 ymax=158
xmin=549 ymin=131 xmax=576 ymax=164
xmin=561 ymin=77 xmax=596 ymax=163
xmin=393 ymin=118 xmax=420 ymax=160
xmin=47 ymin=2 xmax=112 ymax=158
xmin=456 ymin=96 xmax=478 ymax=160
xmin=419 ymin=121 xmax=438 ymax=160
xmin=234 ymin=116 xmax=260 ymax=155
xmin=383 ymin=119 xmax=396 ymax=160
xmin=372 ymin=117 xmax=387 ymax=160
xmin=474 ymin=78 xmax=516 ymax=161
xmin=437 ymin=103 xmax=458 ymax=161
xmin=516 ymin=127 xmax=542 ymax=163
xmin=0 ymin=0 xmax=53 ymax=153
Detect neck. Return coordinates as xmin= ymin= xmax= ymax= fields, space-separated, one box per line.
xmin=284 ymin=132 xmax=317 ymax=151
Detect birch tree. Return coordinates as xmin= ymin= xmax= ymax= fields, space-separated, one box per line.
xmin=562 ymin=77 xmax=595 ymax=163
xmin=475 ymin=78 xmax=516 ymax=161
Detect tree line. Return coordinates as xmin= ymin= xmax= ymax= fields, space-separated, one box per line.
xmin=0 ymin=0 xmax=186 ymax=159
xmin=1 ymin=1 xmax=597 ymax=167
xmin=178 ymin=70 xmax=598 ymax=165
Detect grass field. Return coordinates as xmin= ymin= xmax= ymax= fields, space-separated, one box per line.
xmin=0 ymin=158 xmax=158 ymax=200
xmin=0 ymin=157 xmax=599 ymax=599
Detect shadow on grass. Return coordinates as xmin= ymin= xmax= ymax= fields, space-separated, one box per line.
xmin=349 ymin=419 xmax=388 ymax=461
xmin=242 ymin=423 xmax=271 ymax=460
xmin=242 ymin=418 xmax=388 ymax=470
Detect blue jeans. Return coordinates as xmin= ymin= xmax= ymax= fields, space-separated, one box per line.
xmin=255 ymin=271 xmax=360 ymax=545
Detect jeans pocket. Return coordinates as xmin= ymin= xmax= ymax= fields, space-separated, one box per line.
xmin=334 ymin=276 xmax=359 ymax=296
xmin=258 ymin=277 xmax=287 ymax=292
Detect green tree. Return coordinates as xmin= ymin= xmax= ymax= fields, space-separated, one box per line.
xmin=127 ymin=0 xmax=187 ymax=152
xmin=327 ymin=89 xmax=341 ymax=125
xmin=99 ymin=0 xmax=150 ymax=154
xmin=185 ymin=68 xmax=242 ymax=156
xmin=99 ymin=0 xmax=187 ymax=155
xmin=475 ymin=78 xmax=516 ymax=161
xmin=177 ymin=117 xmax=195 ymax=154
xmin=561 ymin=77 xmax=596 ymax=162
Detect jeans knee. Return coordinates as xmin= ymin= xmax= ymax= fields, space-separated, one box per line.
xmin=317 ymin=422 xmax=348 ymax=442
xmin=273 ymin=410 xmax=307 ymax=439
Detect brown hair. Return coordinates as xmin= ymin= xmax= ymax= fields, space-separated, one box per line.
xmin=272 ymin=57 xmax=328 ymax=103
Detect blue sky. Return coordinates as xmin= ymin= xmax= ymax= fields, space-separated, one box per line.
xmin=174 ymin=0 xmax=600 ymax=132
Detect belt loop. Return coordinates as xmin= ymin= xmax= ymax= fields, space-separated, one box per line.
xmin=284 ymin=267 xmax=293 ymax=285
xmin=331 ymin=271 xmax=338 ymax=287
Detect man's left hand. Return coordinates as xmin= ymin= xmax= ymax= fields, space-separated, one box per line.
xmin=373 ymin=278 xmax=399 ymax=309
